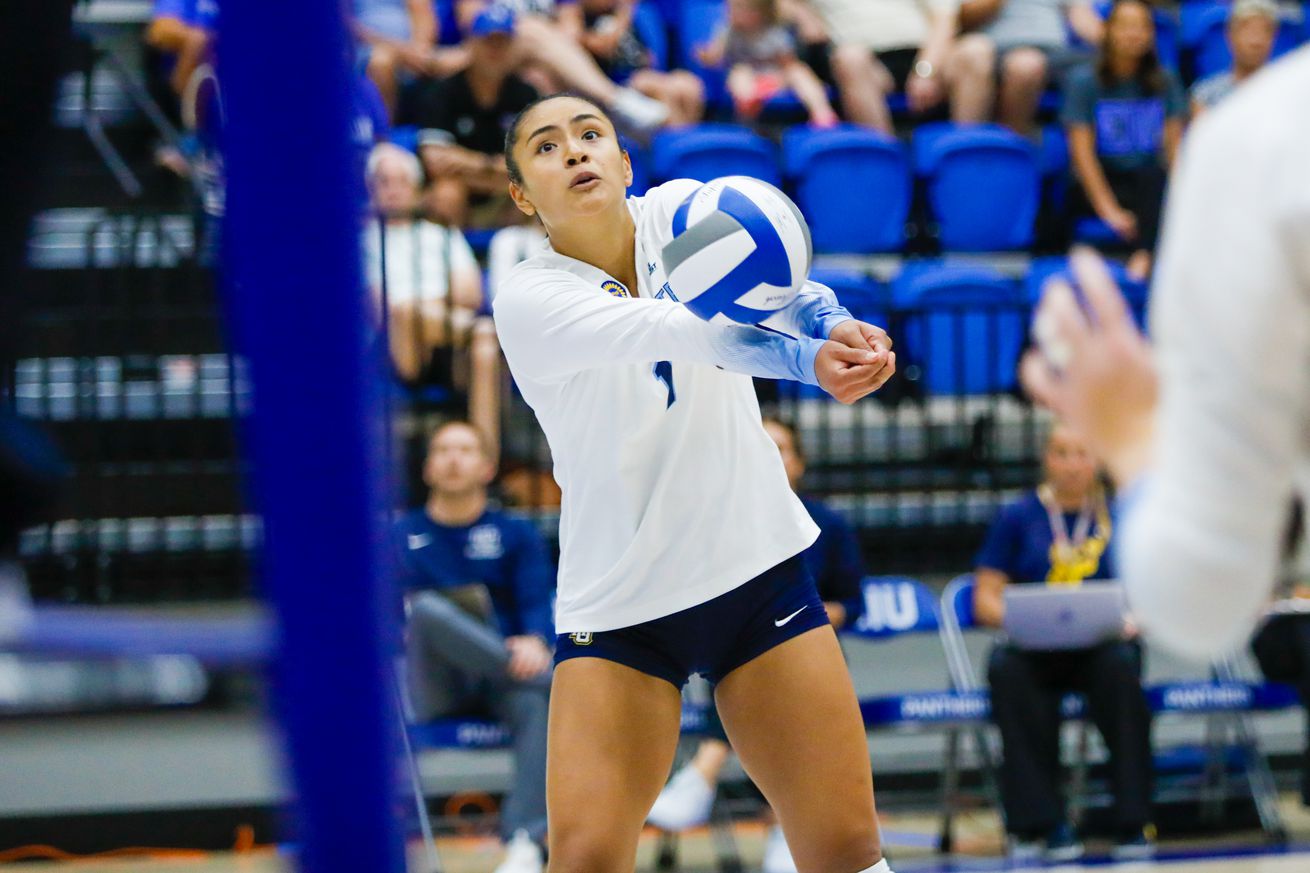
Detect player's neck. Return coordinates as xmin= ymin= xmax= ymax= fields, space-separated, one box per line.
xmin=427 ymin=491 xmax=487 ymax=526
xmin=549 ymin=205 xmax=639 ymax=295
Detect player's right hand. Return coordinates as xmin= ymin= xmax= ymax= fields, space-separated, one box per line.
xmin=815 ymin=341 xmax=896 ymax=405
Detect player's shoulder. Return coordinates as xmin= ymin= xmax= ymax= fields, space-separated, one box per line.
xmin=494 ymin=254 xmax=582 ymax=314
xmin=629 ymin=178 xmax=701 ymax=214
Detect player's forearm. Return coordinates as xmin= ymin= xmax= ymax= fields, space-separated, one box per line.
xmin=496 ymin=283 xmax=825 ymax=384
xmin=761 ymin=280 xmax=854 ymax=340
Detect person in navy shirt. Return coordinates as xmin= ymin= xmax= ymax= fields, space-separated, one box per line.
xmin=647 ymin=416 xmax=867 ymax=871
xmin=398 ymin=420 xmax=554 ymax=872
xmin=973 ymin=423 xmax=1152 ymax=862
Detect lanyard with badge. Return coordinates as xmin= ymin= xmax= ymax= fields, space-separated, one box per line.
xmin=1038 ymin=483 xmax=1112 ymax=586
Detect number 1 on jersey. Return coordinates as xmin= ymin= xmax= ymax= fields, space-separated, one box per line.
xmin=653 ymin=361 xmax=675 ymax=408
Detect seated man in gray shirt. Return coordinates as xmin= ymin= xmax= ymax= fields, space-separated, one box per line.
xmin=961 ymin=0 xmax=1103 ymax=135
xmin=1190 ymin=0 xmax=1279 ymax=118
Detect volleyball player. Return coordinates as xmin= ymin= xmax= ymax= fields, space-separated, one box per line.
xmin=492 ymin=93 xmax=897 ymax=872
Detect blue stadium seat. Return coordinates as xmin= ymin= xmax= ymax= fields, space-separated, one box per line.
xmin=433 ymin=0 xmax=461 ymax=46
xmin=650 ymin=123 xmax=781 ymax=185
xmin=388 ymin=125 xmax=420 ymax=155
xmin=677 ymin=0 xmax=728 ymax=105
xmin=914 ymin=124 xmax=1040 ymax=251
xmin=783 ymin=126 xmax=910 ymax=253
xmin=1181 ymin=2 xmax=1306 ymax=80
xmin=632 ymin=1 xmax=670 ymax=71
xmin=892 ymin=262 xmax=1026 ymax=395
xmin=809 ymin=268 xmax=889 ymax=325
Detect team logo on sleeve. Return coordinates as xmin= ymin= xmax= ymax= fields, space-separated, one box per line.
xmin=569 ymin=632 xmax=594 ymax=646
xmin=601 ymin=280 xmax=629 ymax=299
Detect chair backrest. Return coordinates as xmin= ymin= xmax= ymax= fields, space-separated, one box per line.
xmin=677 ymin=0 xmax=728 ymax=103
xmin=918 ymin=126 xmax=1040 ymax=251
xmin=939 ymin=574 xmax=987 ymax=693
xmin=891 ymin=262 xmax=1025 ymax=396
xmin=632 ymin=1 xmax=671 ymax=71
xmin=808 ymin=268 xmax=888 ymax=326
xmin=783 ymin=126 xmax=910 ymax=253
xmin=847 ymin=576 xmax=941 ymax=639
xmin=651 ymin=124 xmax=781 ymax=186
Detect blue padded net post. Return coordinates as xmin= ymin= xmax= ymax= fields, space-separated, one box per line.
xmin=219 ymin=2 xmax=404 ymax=872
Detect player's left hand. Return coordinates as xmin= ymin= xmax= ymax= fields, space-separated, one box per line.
xmin=829 ymin=318 xmax=891 ymax=355
xmin=506 ymin=635 xmax=552 ymax=681
xmin=829 ymin=319 xmax=896 ymax=393
xmin=1020 ymin=247 xmax=1158 ymax=487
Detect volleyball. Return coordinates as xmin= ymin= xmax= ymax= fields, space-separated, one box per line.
xmin=662 ymin=176 xmax=812 ymax=325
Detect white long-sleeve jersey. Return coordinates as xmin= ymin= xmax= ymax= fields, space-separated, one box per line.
xmin=493 ymin=179 xmax=855 ymax=633
xmin=1117 ymin=47 xmax=1310 ymax=661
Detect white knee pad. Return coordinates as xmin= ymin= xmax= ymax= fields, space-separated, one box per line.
xmin=856 ymin=861 xmax=892 ymax=873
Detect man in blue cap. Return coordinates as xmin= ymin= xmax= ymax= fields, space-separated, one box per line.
xmin=402 ymin=4 xmax=539 ymax=226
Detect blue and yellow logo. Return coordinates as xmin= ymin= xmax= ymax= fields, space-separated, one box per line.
xmin=601 ymin=279 xmax=629 ymax=299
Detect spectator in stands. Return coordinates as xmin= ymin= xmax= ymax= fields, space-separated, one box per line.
xmin=145 ymin=0 xmax=217 ymax=96
xmin=1190 ymin=0 xmax=1280 ymax=117
xmin=697 ymin=0 xmax=838 ymax=125
xmin=488 ymin=223 xmax=548 ymax=303
xmin=352 ymin=0 xmax=466 ymax=115
xmin=805 ymin=0 xmax=996 ymax=133
xmin=960 ymin=0 xmax=1104 ymax=136
xmin=973 ymin=422 xmax=1154 ymax=862
xmin=1062 ymin=0 xmax=1184 ymax=280
xmin=399 ymin=420 xmax=554 ymax=873
xmin=363 ymin=144 xmax=502 ymax=451
xmin=647 ymin=417 xmax=865 ymax=873
xmin=572 ymin=0 xmax=705 ymax=125
xmin=401 ymin=6 xmax=539 ymax=227
xmin=453 ymin=0 xmax=670 ymax=134
xmin=1251 ymin=497 xmax=1310 ymax=807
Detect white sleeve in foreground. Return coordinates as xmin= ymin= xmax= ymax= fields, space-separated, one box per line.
xmin=1115 ymin=108 xmax=1310 ymax=662
xmin=494 ymin=267 xmax=825 ymax=385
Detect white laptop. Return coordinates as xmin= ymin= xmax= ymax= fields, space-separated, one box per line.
xmin=1003 ymin=581 xmax=1127 ymax=650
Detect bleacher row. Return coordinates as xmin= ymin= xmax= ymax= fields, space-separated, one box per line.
xmin=410 ymin=576 xmax=1300 ymax=849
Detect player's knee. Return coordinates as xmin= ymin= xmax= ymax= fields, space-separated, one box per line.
xmin=471 ymin=319 xmax=500 ymax=357
xmin=830 ymin=45 xmax=877 ymax=85
xmin=1002 ymin=48 xmax=1048 ymax=89
xmin=367 ymin=45 xmax=397 ymax=79
xmin=952 ymin=34 xmax=996 ymax=78
xmin=802 ymin=828 xmax=882 ymax=873
xmin=545 ymin=835 xmax=629 ymax=873
xmin=409 ymin=590 xmax=459 ymax=626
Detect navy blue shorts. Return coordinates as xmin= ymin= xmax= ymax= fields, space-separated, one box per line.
xmin=554 ymin=554 xmax=829 ymax=688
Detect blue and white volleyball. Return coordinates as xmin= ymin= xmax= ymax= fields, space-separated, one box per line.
xmin=662 ymin=176 xmax=812 ymax=325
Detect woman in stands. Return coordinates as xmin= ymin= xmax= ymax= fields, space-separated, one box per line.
xmin=493 ymin=92 xmax=896 ymax=873
xmin=1062 ymin=0 xmax=1185 ymax=280
xmin=973 ymin=422 xmax=1154 ymax=862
